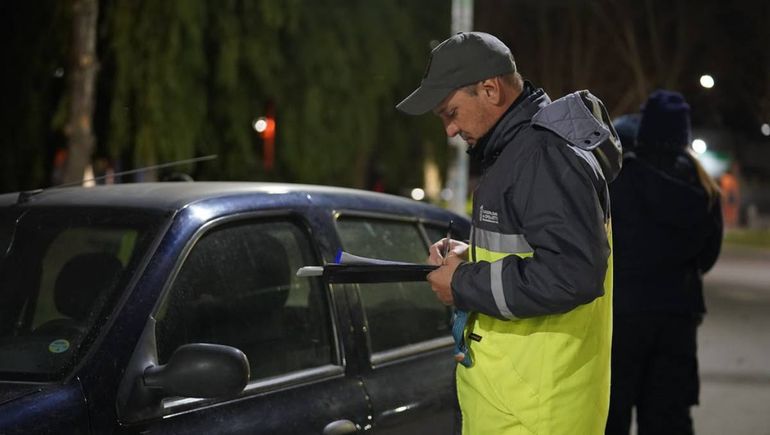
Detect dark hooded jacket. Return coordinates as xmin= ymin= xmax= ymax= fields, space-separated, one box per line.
xmin=451 ymin=82 xmax=617 ymax=318
xmin=448 ymin=83 xmax=621 ymax=434
xmin=609 ymin=147 xmax=723 ymax=314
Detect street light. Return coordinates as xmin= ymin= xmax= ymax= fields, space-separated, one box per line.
xmin=761 ymin=123 xmax=770 ymax=137
xmin=252 ymin=117 xmax=268 ymax=133
xmin=252 ymin=112 xmax=276 ymax=171
xmin=411 ymin=188 xmax=426 ymax=201
xmin=699 ymin=75 xmax=715 ymax=89
xmin=692 ymin=138 xmax=708 ymax=154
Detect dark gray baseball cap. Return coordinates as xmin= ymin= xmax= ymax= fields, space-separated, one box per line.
xmin=396 ymin=32 xmax=517 ymax=115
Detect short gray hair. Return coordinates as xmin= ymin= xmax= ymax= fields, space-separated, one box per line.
xmin=460 ymin=72 xmax=522 ymax=95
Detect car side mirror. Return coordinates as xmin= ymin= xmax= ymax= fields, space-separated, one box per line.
xmin=143 ymin=343 xmax=250 ymax=399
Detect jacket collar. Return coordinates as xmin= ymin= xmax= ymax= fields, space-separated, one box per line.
xmin=469 ymin=81 xmax=551 ymax=166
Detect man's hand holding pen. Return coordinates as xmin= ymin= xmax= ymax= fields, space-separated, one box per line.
xmin=426 ymin=224 xmax=469 ymax=306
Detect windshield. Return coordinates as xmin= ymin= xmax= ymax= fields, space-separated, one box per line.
xmin=0 ymin=206 xmax=164 ymax=381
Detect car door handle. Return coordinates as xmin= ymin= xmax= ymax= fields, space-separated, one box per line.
xmin=322 ymin=419 xmax=359 ymax=435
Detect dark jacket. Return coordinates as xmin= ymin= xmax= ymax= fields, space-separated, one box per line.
xmin=451 ymin=83 xmax=615 ymax=318
xmin=609 ymin=148 xmax=723 ymax=314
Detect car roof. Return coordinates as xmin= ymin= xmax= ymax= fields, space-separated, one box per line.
xmin=0 ymin=182 xmax=452 ymax=218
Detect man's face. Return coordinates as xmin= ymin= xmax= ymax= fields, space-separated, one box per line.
xmin=433 ymin=85 xmax=497 ymax=146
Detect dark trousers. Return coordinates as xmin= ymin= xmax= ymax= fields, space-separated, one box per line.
xmin=606 ymin=314 xmax=700 ymax=435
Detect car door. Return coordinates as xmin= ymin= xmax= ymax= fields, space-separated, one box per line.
xmin=120 ymin=215 xmax=369 ymax=434
xmin=333 ymin=214 xmax=466 ymax=434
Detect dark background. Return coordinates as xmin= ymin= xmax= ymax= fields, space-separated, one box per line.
xmin=2 ymin=0 xmax=768 ymax=215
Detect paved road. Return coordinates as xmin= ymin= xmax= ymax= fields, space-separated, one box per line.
xmin=692 ymin=245 xmax=770 ymax=435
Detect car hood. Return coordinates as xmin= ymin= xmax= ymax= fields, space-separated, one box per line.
xmin=0 ymin=381 xmax=44 ymax=406
xmin=0 ymin=379 xmax=89 ymax=433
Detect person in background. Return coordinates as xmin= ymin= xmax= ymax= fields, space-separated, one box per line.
xmin=606 ymin=90 xmax=723 ymax=435
xmin=397 ymin=31 xmax=619 ymax=434
xmin=612 ymin=113 xmax=641 ymax=152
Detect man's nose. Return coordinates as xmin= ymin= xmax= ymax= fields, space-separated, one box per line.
xmin=445 ymin=122 xmax=460 ymax=138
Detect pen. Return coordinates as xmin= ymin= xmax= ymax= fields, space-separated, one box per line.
xmin=443 ymin=220 xmax=453 ymax=264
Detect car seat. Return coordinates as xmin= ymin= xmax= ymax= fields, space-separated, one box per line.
xmin=35 ymin=252 xmax=123 ymax=337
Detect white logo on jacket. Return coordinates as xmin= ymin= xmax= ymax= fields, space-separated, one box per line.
xmin=479 ymin=205 xmax=499 ymax=224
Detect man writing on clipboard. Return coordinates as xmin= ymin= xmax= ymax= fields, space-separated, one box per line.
xmin=397 ymin=32 xmax=619 ymax=434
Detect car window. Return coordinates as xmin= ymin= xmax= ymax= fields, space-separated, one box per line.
xmin=335 ymin=218 xmax=428 ymax=263
xmin=336 ymin=217 xmax=451 ymax=354
xmin=33 ymin=228 xmax=136 ymax=330
xmin=155 ymin=218 xmax=334 ymax=381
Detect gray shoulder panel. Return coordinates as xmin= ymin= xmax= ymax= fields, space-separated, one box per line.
xmin=532 ymin=90 xmax=623 ymax=182
xmin=531 ymin=91 xmax=610 ymax=150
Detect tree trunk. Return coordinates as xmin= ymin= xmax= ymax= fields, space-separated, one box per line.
xmin=62 ymin=0 xmax=99 ymax=185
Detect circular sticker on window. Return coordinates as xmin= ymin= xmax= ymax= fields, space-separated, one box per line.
xmin=48 ymin=339 xmax=70 ymax=354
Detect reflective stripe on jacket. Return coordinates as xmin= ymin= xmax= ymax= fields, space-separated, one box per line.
xmin=456 ymin=226 xmax=613 ymax=434
xmin=451 ymin=85 xmax=618 ymax=434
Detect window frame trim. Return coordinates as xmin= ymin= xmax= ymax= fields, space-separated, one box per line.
xmin=160 ymin=363 xmax=346 ymax=416
xmin=369 ymin=336 xmax=453 ymax=368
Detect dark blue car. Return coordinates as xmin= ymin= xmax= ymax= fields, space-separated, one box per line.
xmin=0 ymin=182 xmax=470 ymax=434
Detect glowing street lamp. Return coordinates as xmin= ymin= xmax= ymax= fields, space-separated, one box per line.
xmin=699 ymin=75 xmax=715 ymax=89
xmin=252 ymin=113 xmax=276 ymax=171
xmin=411 ymin=188 xmax=426 ymax=201
xmin=252 ymin=117 xmax=268 ymax=133
xmin=692 ymin=139 xmax=708 ymax=154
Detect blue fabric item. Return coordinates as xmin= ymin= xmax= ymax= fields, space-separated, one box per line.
xmin=636 ymin=89 xmax=691 ymax=150
xmin=452 ymin=308 xmax=472 ymax=367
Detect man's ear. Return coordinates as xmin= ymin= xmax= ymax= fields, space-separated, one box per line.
xmin=480 ymin=78 xmax=503 ymax=105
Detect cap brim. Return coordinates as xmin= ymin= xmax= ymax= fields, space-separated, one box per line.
xmin=396 ymin=85 xmax=453 ymax=115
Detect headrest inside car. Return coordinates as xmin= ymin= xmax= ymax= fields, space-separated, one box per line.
xmin=54 ymin=252 xmax=123 ymax=321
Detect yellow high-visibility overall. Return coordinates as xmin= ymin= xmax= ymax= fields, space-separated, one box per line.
xmin=456 ymin=224 xmax=613 ymax=435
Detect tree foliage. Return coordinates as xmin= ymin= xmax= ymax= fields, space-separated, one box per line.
xmin=100 ymin=0 xmax=449 ymax=188
xmin=1 ymin=0 xmax=449 ymax=192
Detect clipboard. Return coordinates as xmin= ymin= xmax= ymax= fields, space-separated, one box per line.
xmin=297 ymin=263 xmax=437 ymax=284
xmin=296 ymin=250 xmax=438 ymax=284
